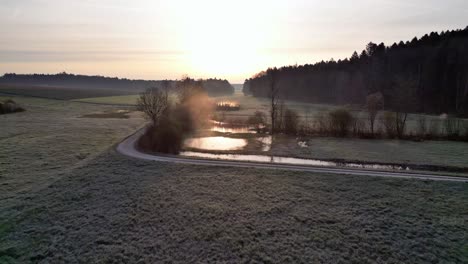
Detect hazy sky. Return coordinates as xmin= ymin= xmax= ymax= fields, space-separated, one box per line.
xmin=1 ymin=0 xmax=467 ymax=83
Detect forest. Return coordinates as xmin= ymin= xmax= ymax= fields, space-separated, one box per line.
xmin=0 ymin=73 xmax=234 ymax=96
xmin=243 ymin=27 xmax=468 ymax=116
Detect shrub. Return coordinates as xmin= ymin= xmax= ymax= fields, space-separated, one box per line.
xmin=463 ymin=120 xmax=468 ymax=140
xmin=315 ymin=113 xmax=329 ymax=135
xmin=444 ymin=116 xmax=461 ymax=138
xmin=428 ymin=119 xmax=441 ymax=138
xmin=352 ymin=115 xmax=367 ymax=137
xmin=137 ymin=79 xmax=213 ymax=154
xmin=328 ymin=108 xmax=353 ymax=137
xmin=138 ymin=118 xmax=184 ymax=154
xmin=416 ymin=116 xmax=427 ymax=137
xmin=172 ymin=104 xmax=195 ymax=134
xmin=383 ymin=112 xmax=397 ymax=138
xmin=283 ymin=108 xmax=299 ymax=135
xmin=0 ymin=99 xmax=25 ymax=115
xmin=247 ymin=111 xmax=266 ymax=132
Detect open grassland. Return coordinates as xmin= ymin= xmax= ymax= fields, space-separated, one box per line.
xmin=2 ymin=151 xmax=468 ymax=263
xmin=269 ymin=136 xmax=468 ymax=169
xmin=1 ymin=94 xmax=467 ymax=263
xmin=0 ymin=85 xmax=139 ymax=100
xmin=215 ymin=94 xmax=466 ymax=135
xmin=75 ymin=95 xmax=140 ymax=105
xmin=0 ymin=95 xmax=144 ymax=205
xmin=68 ymin=92 xmax=464 ymax=137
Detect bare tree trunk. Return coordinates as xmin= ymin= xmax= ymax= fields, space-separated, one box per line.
xmin=269 ymin=71 xmax=279 ymax=135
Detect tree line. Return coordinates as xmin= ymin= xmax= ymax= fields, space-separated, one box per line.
xmin=0 ymin=72 xmax=234 ymax=96
xmin=244 ymin=27 xmax=468 ymax=116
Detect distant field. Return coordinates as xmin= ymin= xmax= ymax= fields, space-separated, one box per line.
xmin=215 ymin=94 xmax=467 ymax=135
xmin=75 ymin=92 xmax=466 ymax=135
xmin=0 ymin=84 xmax=139 ymax=100
xmin=0 ymin=95 xmax=145 ymax=200
xmin=75 ymin=95 xmax=140 ymax=105
xmin=1 ymin=85 xmax=464 ymax=135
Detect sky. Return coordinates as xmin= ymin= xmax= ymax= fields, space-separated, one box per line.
xmin=1 ymin=0 xmax=467 ymax=83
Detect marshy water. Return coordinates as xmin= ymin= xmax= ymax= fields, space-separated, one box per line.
xmin=184 ymin=137 xmax=247 ymax=151
xmin=210 ymin=125 xmax=254 ymax=134
xmin=180 ymin=151 xmax=407 ymax=171
xmin=182 ymin=122 xmax=407 ymax=171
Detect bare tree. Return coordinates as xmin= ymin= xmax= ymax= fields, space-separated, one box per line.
xmin=277 ymin=99 xmax=285 ymax=132
xmin=366 ymin=92 xmax=384 ymax=135
xmin=392 ymin=76 xmax=417 ymax=138
xmin=269 ymin=70 xmax=280 ymax=135
xmin=137 ymin=87 xmax=169 ymax=126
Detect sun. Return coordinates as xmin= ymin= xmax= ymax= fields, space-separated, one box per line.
xmin=188 ymin=37 xmax=254 ymax=77
xmin=178 ymin=0 xmax=267 ymax=79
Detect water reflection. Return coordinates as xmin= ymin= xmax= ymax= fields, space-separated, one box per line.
xmin=210 ymin=125 xmax=254 ymax=134
xmin=184 ymin=137 xmax=247 ymax=151
xmin=256 ymin=136 xmax=272 ymax=151
xmin=180 ymin=151 xmax=407 ymax=171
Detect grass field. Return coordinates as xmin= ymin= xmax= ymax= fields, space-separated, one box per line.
xmin=75 ymin=95 xmax=140 ymax=105
xmin=270 ymin=136 xmax=468 ymax=169
xmin=1 ymin=92 xmax=468 ymax=262
xmin=214 ymin=93 xmax=466 ymax=136
xmin=39 ymin=87 xmax=465 ymax=137
xmin=0 ymin=95 xmax=144 ymax=223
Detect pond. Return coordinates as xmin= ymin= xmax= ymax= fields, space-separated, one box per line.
xmin=184 ymin=137 xmax=247 ymax=151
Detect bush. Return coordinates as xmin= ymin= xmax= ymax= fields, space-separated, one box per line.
xmin=428 ymin=119 xmax=441 ymax=138
xmin=283 ymin=108 xmax=299 ymax=135
xmin=172 ymin=104 xmax=195 ymax=134
xmin=138 ymin=118 xmax=184 ymax=154
xmin=352 ymin=116 xmax=367 ymax=137
xmin=0 ymin=99 xmax=25 ymax=115
xmin=383 ymin=112 xmax=397 ymax=138
xmin=315 ymin=113 xmax=329 ymax=134
xmin=247 ymin=111 xmax=266 ymax=132
xmin=444 ymin=116 xmax=461 ymax=138
xmin=137 ymin=80 xmax=215 ymax=154
xmin=416 ymin=116 xmax=427 ymax=137
xmin=328 ymin=108 xmax=353 ymax=137
xmin=463 ymin=120 xmax=468 ymax=140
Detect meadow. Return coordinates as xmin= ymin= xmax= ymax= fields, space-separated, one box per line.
xmin=1 ymin=89 xmax=467 ymax=262
xmin=75 ymin=95 xmax=140 ymax=105
xmin=269 ymin=136 xmax=468 ymax=169
xmin=3 ymin=86 xmax=467 ymax=170
xmin=0 ymin=85 xmax=138 ymax=100
xmin=76 ymin=91 xmax=465 ymax=136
